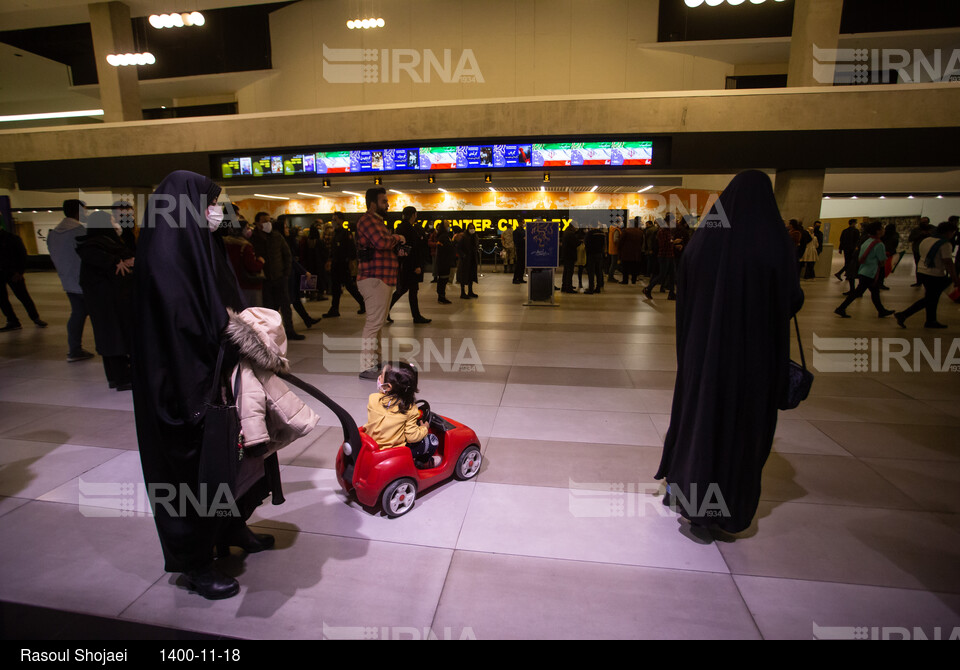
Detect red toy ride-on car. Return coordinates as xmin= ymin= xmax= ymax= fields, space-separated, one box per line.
xmin=335 ymin=400 xmax=482 ymax=517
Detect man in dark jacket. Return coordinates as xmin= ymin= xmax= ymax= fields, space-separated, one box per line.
xmin=0 ymin=222 xmax=47 ymax=331
xmin=261 ymin=216 xmax=303 ymax=340
xmin=836 ymin=218 xmax=861 ymax=294
xmin=388 ymin=206 xmax=431 ymax=323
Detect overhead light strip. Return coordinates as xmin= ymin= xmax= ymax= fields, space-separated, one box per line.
xmin=0 ymin=109 xmax=105 ymax=122
xmin=253 ymin=193 xmax=289 ymax=200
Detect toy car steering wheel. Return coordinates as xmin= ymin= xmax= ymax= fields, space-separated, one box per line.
xmin=417 ymin=399 xmax=432 ymax=426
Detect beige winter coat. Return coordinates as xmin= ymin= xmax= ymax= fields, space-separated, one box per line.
xmin=225 ymin=307 xmax=319 ymax=457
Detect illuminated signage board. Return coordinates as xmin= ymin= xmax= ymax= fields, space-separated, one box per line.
xmin=217 ymin=139 xmax=655 ymax=179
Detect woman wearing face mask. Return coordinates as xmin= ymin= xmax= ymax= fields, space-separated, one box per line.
xmin=75 ymin=210 xmax=135 ymax=390
xmin=132 ymin=171 xmax=283 ymax=600
xmin=222 ymin=216 xmax=265 ymax=308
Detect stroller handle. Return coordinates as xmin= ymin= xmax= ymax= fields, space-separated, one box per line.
xmin=279 ymin=372 xmax=362 ymax=464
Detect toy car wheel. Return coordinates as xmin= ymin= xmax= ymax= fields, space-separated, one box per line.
xmin=454 ymin=445 xmax=482 ymax=480
xmin=381 ymin=478 xmax=417 ymax=517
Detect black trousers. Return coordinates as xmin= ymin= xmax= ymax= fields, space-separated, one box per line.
xmin=838 ymin=276 xmax=887 ymax=314
xmin=262 ymin=277 xmax=294 ymax=334
xmin=898 ymin=273 xmax=951 ymax=326
xmin=1 ymin=273 xmax=40 ymax=324
xmin=390 ymin=280 xmax=424 ymax=318
xmin=513 ymin=254 xmax=526 ymax=282
xmin=329 ymin=276 xmax=365 ymax=314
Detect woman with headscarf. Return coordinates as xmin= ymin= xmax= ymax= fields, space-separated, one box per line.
xmin=655 ymin=170 xmax=804 ymax=534
xmin=75 ymin=210 xmax=135 ymax=390
xmin=132 ymin=170 xmax=281 ymax=600
xmin=456 ymin=222 xmax=480 ymax=298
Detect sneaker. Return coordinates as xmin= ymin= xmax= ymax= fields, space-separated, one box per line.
xmin=67 ymin=349 xmax=95 ymax=362
xmin=358 ymin=366 xmax=380 ymax=380
xmin=642 ymin=287 xmax=653 ymax=299
xmin=834 ymin=307 xmax=850 ymax=318
xmin=322 ymin=311 xmax=340 ymax=318
xmin=33 ymin=319 xmax=47 ymax=328
xmin=1 ymin=322 xmax=23 ymax=332
xmin=286 ymin=331 xmax=305 ymax=341
xmin=413 ymin=316 xmax=432 ymax=324
xmin=438 ymin=298 xmax=452 ymax=304
xmin=924 ymin=322 xmax=948 ymax=329
xmin=878 ymin=309 xmax=895 ymax=318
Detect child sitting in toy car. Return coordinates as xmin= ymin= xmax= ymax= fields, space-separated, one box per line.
xmin=364 ymin=361 xmax=440 ymax=467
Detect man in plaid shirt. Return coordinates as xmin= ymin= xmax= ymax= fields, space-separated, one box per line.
xmin=356 ymin=187 xmax=405 ymax=379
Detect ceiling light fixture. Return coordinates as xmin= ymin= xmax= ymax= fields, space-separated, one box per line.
xmin=106 ymin=52 xmax=155 ymax=66
xmin=342 ymin=191 xmax=361 ymax=197
xmin=297 ymin=192 xmax=325 ymax=198
xmin=347 ymin=17 xmax=385 ymax=29
xmin=389 ymin=189 xmax=403 ymax=195
xmin=0 ymin=109 xmax=104 ymax=122
xmin=589 ymin=185 xmax=598 ymax=192
xmin=637 ymin=185 xmax=654 ymax=193
xmin=438 ymin=188 xmax=447 ymax=193
xmin=253 ymin=194 xmax=289 ymax=200
xmin=149 ymin=12 xmax=205 ymax=29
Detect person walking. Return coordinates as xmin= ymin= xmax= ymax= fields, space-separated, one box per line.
xmin=0 ymin=221 xmax=46 ymax=332
xmin=356 ymin=187 xmax=405 ymax=379
xmin=655 ymin=170 xmax=804 ymax=533
xmin=323 ymin=213 xmax=366 ymax=317
xmin=388 ymin=206 xmax=431 ymax=323
xmin=47 ymin=199 xmax=93 ymax=361
xmin=834 ymin=220 xmax=895 ymax=319
xmin=895 ymin=220 xmax=960 ymax=329
xmin=222 ymin=220 xmax=265 ymax=308
xmin=835 ymin=219 xmax=861 ymax=294
xmin=907 ymin=217 xmax=933 ymax=287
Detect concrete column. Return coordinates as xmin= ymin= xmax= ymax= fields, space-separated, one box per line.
xmin=786 ymin=0 xmax=844 ymax=88
xmin=88 ymin=2 xmax=142 ymax=122
xmin=774 ymin=168 xmax=825 ymax=229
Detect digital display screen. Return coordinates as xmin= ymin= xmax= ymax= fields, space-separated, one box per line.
xmin=218 ymin=139 xmax=654 ymax=178
xmin=420 ymin=146 xmax=458 ymax=170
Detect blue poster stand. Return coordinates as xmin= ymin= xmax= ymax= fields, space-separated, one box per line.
xmin=524 ymin=219 xmax=559 ymax=306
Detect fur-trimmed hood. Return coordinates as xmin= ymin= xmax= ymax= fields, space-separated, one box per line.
xmin=225 ymin=307 xmax=290 ymax=374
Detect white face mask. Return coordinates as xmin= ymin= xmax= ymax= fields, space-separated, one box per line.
xmin=261 ymin=220 xmax=273 ymax=234
xmin=206 ymin=205 xmax=224 ymax=231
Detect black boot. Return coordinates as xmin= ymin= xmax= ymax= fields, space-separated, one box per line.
xmin=183 ymin=563 xmax=240 ymax=600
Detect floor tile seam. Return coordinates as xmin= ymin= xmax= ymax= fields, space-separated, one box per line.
xmin=114 ymin=572 xmax=172 ymax=622
xmin=853 ymin=457 xmax=960 ymax=513
xmin=429 ymin=477 xmax=484 ymax=632
xmin=493 ymin=401 xmax=666 ymax=415
xmin=0 ymin=433 xmax=137 ymax=451
xmin=3 ymin=449 xmax=135 ymax=503
xmin=753 ymin=497 xmax=934 ymax=513
xmin=246 ymin=520 xmax=463 ymax=554
xmin=725 ymin=569 xmax=960 ymax=595
xmin=445 ymin=546 xmax=733 ymax=578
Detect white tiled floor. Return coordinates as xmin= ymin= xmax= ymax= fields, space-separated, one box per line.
xmin=1 ymin=263 xmax=958 ymax=639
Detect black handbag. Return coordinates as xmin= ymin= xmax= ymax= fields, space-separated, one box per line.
xmin=780 ymin=315 xmax=814 ymax=410
xmin=197 ymin=345 xmax=243 ymax=504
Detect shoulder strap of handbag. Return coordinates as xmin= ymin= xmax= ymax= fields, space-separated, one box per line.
xmin=792 ymin=315 xmax=808 ymax=371
xmin=208 ymin=344 xmax=226 ymax=404
xmin=859 ymin=239 xmax=881 ymax=265
xmin=925 ymin=238 xmax=949 ymax=268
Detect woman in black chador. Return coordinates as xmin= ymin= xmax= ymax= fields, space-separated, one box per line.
xmin=132 ymin=171 xmax=278 ymax=599
xmin=75 ymin=211 xmax=135 ymax=390
xmin=655 ymin=170 xmax=804 ymax=534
